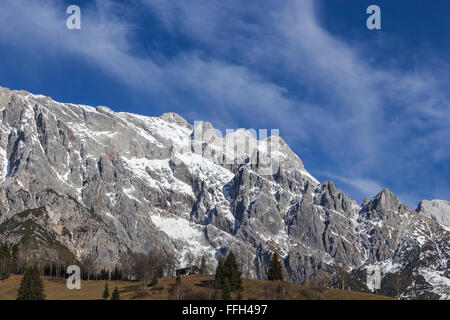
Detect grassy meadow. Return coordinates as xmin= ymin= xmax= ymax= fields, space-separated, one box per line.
xmin=0 ymin=274 xmax=393 ymax=300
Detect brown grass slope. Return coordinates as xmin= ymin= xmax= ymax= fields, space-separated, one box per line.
xmin=0 ymin=274 xmax=393 ymax=300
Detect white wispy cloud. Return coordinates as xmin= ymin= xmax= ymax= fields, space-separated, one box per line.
xmin=324 ymin=173 xmax=384 ymax=201
xmin=0 ymin=0 xmax=448 ymax=205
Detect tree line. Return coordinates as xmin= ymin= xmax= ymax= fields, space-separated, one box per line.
xmin=0 ymin=243 xmax=19 ymax=280
xmin=2 ymin=240 xmax=286 ymax=300
xmin=169 ymin=251 xmax=284 ymax=300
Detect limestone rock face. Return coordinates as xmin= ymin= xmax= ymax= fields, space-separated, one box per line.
xmin=417 ymin=200 xmax=450 ymax=227
xmin=0 ymin=86 xmax=448 ymax=299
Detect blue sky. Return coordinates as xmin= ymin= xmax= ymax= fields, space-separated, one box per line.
xmin=0 ymin=0 xmax=449 ymax=207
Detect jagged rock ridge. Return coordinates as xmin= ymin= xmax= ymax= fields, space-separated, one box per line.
xmin=0 ymin=86 xmax=448 ymax=299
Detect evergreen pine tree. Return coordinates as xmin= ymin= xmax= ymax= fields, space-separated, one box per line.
xmin=16 ymin=266 xmax=45 ymax=300
xmin=11 ymin=244 xmax=19 ymax=274
xmin=268 ymin=252 xmax=283 ymax=281
xmin=221 ymin=278 xmax=231 ymax=300
xmin=223 ymin=251 xmax=242 ymax=292
xmin=112 ymin=266 xmax=122 ymax=280
xmin=215 ymin=258 xmax=225 ymax=289
xmin=100 ymin=268 xmax=109 ymax=280
xmin=103 ymin=282 xmax=110 ymax=299
xmin=111 ymin=286 xmax=120 ymax=300
xmin=0 ymin=243 xmax=11 ymax=280
xmin=200 ymin=255 xmax=206 ymax=275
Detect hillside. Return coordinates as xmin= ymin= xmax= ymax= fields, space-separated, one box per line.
xmin=0 ymin=275 xmax=392 ymax=300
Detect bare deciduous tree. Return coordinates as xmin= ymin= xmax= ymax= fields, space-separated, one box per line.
xmin=184 ymin=252 xmax=195 ymax=267
xmin=334 ymin=260 xmax=349 ymax=290
xmin=80 ymin=254 xmax=95 ymax=280
xmin=119 ymin=251 xmax=133 ymax=280
xmin=131 ymin=252 xmax=154 ymax=289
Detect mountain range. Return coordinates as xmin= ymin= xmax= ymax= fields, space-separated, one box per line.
xmin=0 ymin=86 xmax=448 ymax=299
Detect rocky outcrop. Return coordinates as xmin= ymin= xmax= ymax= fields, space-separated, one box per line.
xmin=416 ymin=200 xmax=450 ymax=227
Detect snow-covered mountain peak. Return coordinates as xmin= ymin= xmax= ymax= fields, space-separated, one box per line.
xmin=0 ymin=86 xmax=449 ymax=299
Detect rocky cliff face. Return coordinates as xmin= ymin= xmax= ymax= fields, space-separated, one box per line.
xmin=0 ymin=86 xmax=448 ymax=299
xmin=417 ymin=200 xmax=450 ymax=227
